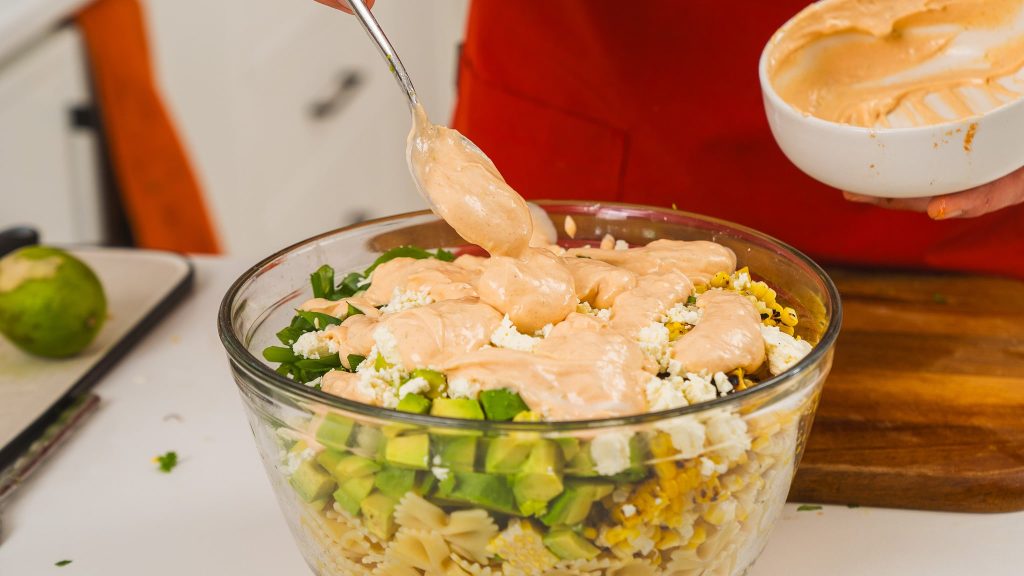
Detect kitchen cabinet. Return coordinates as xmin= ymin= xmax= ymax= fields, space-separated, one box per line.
xmin=0 ymin=25 xmax=104 ymax=245
xmin=143 ymin=0 xmax=469 ymax=258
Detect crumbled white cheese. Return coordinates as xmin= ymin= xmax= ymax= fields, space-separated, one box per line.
xmin=432 ymin=466 xmax=450 ymax=481
xmin=679 ymin=372 xmax=718 ymax=404
xmin=590 ymin=432 xmax=633 ymax=476
xmin=291 ymin=330 xmax=338 ymax=360
xmin=664 ymin=303 xmax=702 ymax=326
xmin=730 ymin=270 xmax=751 ymax=291
xmin=305 ymin=376 xmax=322 ymax=389
xmin=699 ymin=456 xmax=728 ymax=477
xmin=491 ymin=314 xmax=541 ymax=352
xmin=705 ymin=412 xmax=752 ymax=463
xmin=645 ymin=375 xmax=688 ymax=411
xmin=636 ymin=322 xmax=671 ymax=370
xmin=398 ymin=377 xmax=430 ymax=399
xmin=380 ymin=286 xmax=433 ymax=314
xmin=447 ymin=377 xmax=476 ymax=399
xmin=356 ymin=275 xmax=373 ymax=288
xmin=283 ymin=446 xmax=316 ymax=475
xmin=760 ymin=325 xmax=813 ymax=375
xmin=535 ymin=323 xmax=554 ymax=338
xmin=621 ymin=504 xmax=637 ymax=518
xmin=614 ymin=239 xmax=629 ymax=251
xmin=373 ymin=325 xmax=404 ymax=369
xmin=713 ymin=371 xmax=734 ymax=396
xmin=667 ymin=359 xmax=684 ymax=376
xmin=655 ymin=417 xmax=706 ymax=458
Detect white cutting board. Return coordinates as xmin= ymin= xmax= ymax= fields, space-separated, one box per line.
xmin=0 ymin=248 xmax=192 ymax=459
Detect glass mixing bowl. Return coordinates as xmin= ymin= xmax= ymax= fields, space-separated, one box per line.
xmin=218 ymin=201 xmax=841 ymax=576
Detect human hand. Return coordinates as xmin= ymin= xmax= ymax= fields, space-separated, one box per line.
xmin=313 ymin=0 xmax=375 ymax=14
xmin=843 ymin=164 xmax=1024 ymax=219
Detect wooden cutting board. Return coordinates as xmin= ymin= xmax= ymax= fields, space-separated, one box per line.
xmin=789 ymin=268 xmax=1024 ymax=513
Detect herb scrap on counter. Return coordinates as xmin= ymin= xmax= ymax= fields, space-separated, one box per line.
xmin=154 ymin=451 xmax=178 ymax=473
xmin=796 ymin=504 xmax=823 ymax=512
xmin=267 ymin=246 xmax=453 ymax=385
xmin=55 ymin=560 xmax=72 ymax=567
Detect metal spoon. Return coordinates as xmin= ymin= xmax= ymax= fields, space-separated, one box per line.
xmin=344 ymin=0 xmax=419 ymax=109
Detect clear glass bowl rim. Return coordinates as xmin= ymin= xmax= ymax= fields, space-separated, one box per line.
xmin=217 ymin=201 xmax=843 ymax=432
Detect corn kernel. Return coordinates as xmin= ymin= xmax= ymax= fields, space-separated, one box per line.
xmin=763 ymin=287 xmax=778 ymax=307
xmin=657 ymin=530 xmax=680 ymax=550
xmin=780 ymin=306 xmax=798 ymax=327
xmin=686 ymin=524 xmax=707 ymax=550
xmin=710 ymin=272 xmax=729 ymax=288
xmin=583 ymin=527 xmax=597 ymax=539
xmin=779 ymin=324 xmax=795 ymax=336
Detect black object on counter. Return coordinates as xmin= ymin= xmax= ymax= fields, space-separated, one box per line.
xmin=0 ymin=227 xmax=39 ymax=257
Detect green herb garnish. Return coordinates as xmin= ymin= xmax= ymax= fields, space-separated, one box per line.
xmin=686 ymin=295 xmax=697 ymax=306
xmin=55 ymin=560 xmax=72 ymax=567
xmin=346 ymin=354 xmax=366 ymax=371
xmin=796 ymin=504 xmax=822 ymax=512
xmin=155 ymin=451 xmax=178 ymax=473
xmin=295 ymin=310 xmax=342 ymax=330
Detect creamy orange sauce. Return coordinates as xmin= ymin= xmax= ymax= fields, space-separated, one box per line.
xmin=672 ymin=291 xmax=766 ymax=375
xmin=769 ymin=0 xmax=1024 ymax=127
xmin=305 ymin=107 xmax=782 ymax=419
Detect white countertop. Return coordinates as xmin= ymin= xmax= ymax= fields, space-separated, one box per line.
xmin=0 ymin=256 xmax=1021 ymax=575
xmin=0 ymin=0 xmax=92 ymax=64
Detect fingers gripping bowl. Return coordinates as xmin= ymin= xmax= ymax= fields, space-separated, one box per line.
xmin=218 ymin=202 xmax=841 ymax=576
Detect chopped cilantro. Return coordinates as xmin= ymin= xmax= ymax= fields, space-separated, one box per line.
xmin=796 ymin=504 xmax=822 ymax=512
xmin=55 ymin=560 xmax=72 ymax=567
xmin=686 ymin=295 xmax=697 ymax=306
xmin=155 ymin=451 xmax=178 ymax=473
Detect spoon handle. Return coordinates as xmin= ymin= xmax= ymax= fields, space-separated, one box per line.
xmin=345 ymin=0 xmax=419 ymax=108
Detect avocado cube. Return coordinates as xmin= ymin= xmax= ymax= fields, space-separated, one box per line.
xmin=435 ymin=435 xmax=477 ymax=472
xmin=397 ymin=393 xmax=432 ymax=414
xmin=316 ymin=413 xmax=355 ymax=451
xmin=333 ymin=475 xmax=375 ymax=515
xmin=352 ymin=425 xmax=385 ymax=460
xmin=384 ymin=434 xmax=430 ymax=470
xmin=539 ymin=482 xmax=597 ymax=527
xmin=591 ymin=482 xmax=615 ymax=501
xmin=566 ymin=445 xmax=598 ymax=477
xmin=360 ymin=492 xmax=398 ymax=539
xmin=415 ymin=470 xmax=437 ymax=495
xmin=543 ymin=528 xmax=600 ymax=560
xmin=410 ymin=368 xmax=447 ymax=398
xmin=441 ymin=471 xmax=520 ymax=515
xmin=514 ymin=440 xmax=564 ymax=513
xmin=431 ymin=398 xmax=485 ymax=420
xmin=375 ymin=466 xmax=418 ymax=499
xmin=479 ymin=389 xmax=529 ymax=421
xmin=319 ymin=451 xmax=381 ymax=480
xmin=554 ymin=437 xmax=581 ymax=461
xmin=289 ymin=459 xmax=336 ymax=503
xmin=484 ymin=437 xmax=534 ymax=474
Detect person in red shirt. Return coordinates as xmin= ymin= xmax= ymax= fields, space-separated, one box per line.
xmin=322 ymin=1 xmax=1024 ymax=278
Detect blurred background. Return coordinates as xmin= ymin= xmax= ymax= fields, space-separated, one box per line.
xmin=0 ymin=0 xmax=469 ymax=259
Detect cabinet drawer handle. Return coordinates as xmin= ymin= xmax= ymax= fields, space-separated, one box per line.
xmin=310 ymin=70 xmax=364 ymax=120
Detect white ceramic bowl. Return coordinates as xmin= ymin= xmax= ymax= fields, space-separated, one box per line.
xmin=759 ymin=26 xmax=1024 ymax=199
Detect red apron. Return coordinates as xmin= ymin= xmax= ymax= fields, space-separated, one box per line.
xmin=452 ymin=1 xmax=1024 ymax=278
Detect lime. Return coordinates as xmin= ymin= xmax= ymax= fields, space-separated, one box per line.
xmin=0 ymin=246 xmax=107 ymax=358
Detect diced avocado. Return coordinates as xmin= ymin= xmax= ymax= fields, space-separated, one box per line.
xmin=375 ymin=466 xmax=417 ymax=499
xmin=410 ymin=368 xmax=447 ymax=398
xmin=352 ymin=425 xmax=385 ymax=460
xmin=484 ymin=437 xmax=534 ymax=474
xmin=289 ymin=459 xmax=336 ymax=503
xmin=383 ymin=423 xmax=416 ymax=438
xmin=591 ymin=482 xmax=615 ymax=501
xmin=513 ymin=410 xmax=543 ymax=422
xmin=513 ymin=440 xmax=564 ymax=514
xmin=539 ymin=482 xmax=597 ymax=527
xmin=316 ymin=413 xmax=355 ymax=451
xmin=397 ymin=393 xmax=431 ymax=414
xmin=384 ymin=434 xmax=430 ymax=470
xmin=434 ymin=435 xmax=477 ymax=471
xmin=437 ymin=471 xmax=519 ymax=515
xmin=431 ymin=398 xmax=485 ymax=420
xmin=416 ymin=470 xmax=437 ymax=495
xmin=554 ymin=437 xmax=581 ymax=462
xmin=333 ymin=475 xmax=375 ymax=515
xmin=318 ymin=450 xmax=381 ymax=479
xmin=566 ymin=446 xmax=599 ymax=477
xmin=543 ymin=529 xmax=600 ymax=560
xmin=479 ymin=389 xmax=529 ymax=421
xmin=361 ymin=492 xmax=398 ymax=539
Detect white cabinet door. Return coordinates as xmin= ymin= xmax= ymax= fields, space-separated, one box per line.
xmin=0 ymin=26 xmax=102 ymax=245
